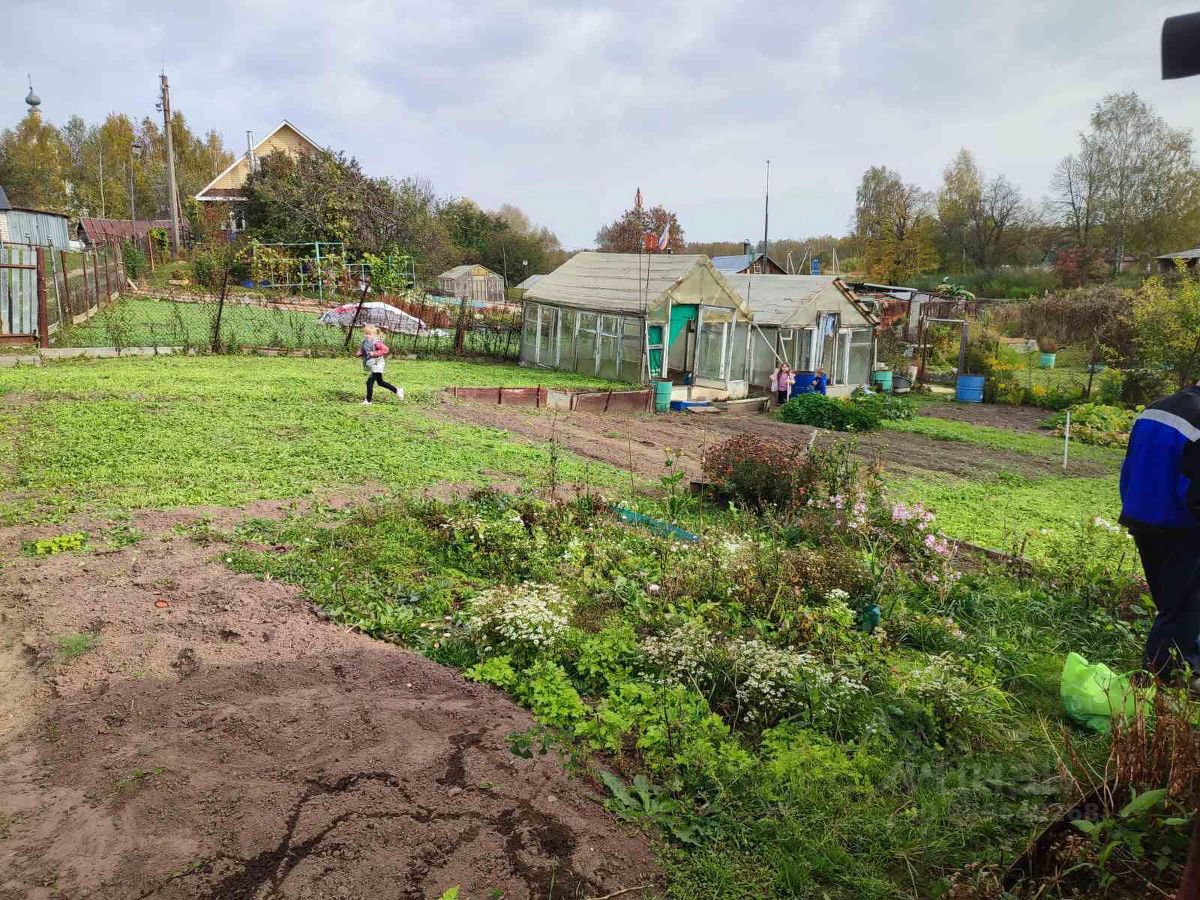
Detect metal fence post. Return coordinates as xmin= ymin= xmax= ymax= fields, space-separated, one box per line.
xmin=36 ymin=247 xmax=49 ymax=348
xmin=60 ymin=249 xmax=72 ymax=317
xmin=92 ymin=251 xmax=101 ymax=309
xmin=103 ymin=243 xmax=113 ymax=299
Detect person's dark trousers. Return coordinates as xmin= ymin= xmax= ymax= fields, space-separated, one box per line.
xmin=365 ymin=372 xmax=399 ymax=401
xmin=776 ymin=390 xmax=788 ymax=405
xmin=1134 ymin=530 xmax=1200 ymax=676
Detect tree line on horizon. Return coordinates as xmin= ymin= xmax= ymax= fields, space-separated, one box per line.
xmin=0 ymin=105 xmax=565 ymax=285
xmin=687 ymin=92 xmax=1200 ymax=287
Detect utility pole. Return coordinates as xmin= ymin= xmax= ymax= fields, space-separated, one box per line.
xmin=98 ymin=144 xmax=106 ymax=218
xmin=761 ymin=159 xmax=770 ymax=272
xmin=159 ymin=73 xmax=182 ymax=255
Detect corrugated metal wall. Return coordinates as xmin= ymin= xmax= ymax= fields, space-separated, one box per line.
xmin=3 ymin=209 xmax=72 ymax=248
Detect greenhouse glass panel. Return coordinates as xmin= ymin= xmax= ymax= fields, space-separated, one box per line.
xmin=576 ymin=313 xmax=597 ymax=375
xmin=537 ymin=306 xmax=558 ymax=366
xmin=847 ymin=328 xmax=872 ymax=385
xmin=696 ymin=320 xmax=727 ymax=380
xmin=798 ymin=327 xmax=816 ymax=370
xmin=598 ymin=334 xmax=621 ymax=380
xmin=729 ymin=322 xmax=749 ymax=381
xmin=522 ymin=304 xmax=538 ymax=361
xmin=558 ymin=309 xmax=577 ymax=371
xmin=621 ymin=317 xmax=643 ymax=382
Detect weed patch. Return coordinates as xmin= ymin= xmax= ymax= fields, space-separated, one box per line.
xmin=54 ymin=632 xmax=100 ymax=660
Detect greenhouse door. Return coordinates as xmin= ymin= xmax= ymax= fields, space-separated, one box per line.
xmin=665 ymin=304 xmax=698 ymax=383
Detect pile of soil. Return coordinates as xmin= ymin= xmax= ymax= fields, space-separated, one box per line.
xmin=0 ymin=509 xmax=658 ymax=899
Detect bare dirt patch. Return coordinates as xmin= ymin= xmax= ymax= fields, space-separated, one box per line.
xmin=0 ymin=514 xmax=659 ymax=900
xmin=436 ymin=396 xmax=1115 ymax=482
xmin=914 ymin=400 xmax=1053 ymax=433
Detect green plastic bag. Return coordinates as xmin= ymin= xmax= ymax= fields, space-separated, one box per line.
xmin=1060 ymin=652 xmax=1150 ymax=732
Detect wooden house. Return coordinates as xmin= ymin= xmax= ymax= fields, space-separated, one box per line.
xmin=194 ymin=121 xmax=323 ymax=232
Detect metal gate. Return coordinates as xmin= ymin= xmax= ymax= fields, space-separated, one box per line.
xmin=0 ymin=243 xmax=38 ymax=338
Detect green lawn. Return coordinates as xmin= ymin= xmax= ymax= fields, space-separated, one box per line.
xmin=880 ymin=410 xmax=1123 ymax=555
xmin=0 ymin=355 xmax=628 ymax=520
xmin=882 ymin=415 xmax=1123 ymax=466
xmin=890 ymin=473 xmax=1121 ymax=557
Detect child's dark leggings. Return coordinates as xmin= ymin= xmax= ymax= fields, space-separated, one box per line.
xmin=366 ymin=372 xmax=399 ymax=401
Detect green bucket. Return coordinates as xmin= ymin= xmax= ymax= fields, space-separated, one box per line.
xmin=653 ymin=378 xmax=673 ymax=413
xmin=1039 ymin=352 xmax=1057 ymax=369
xmin=871 ymin=370 xmax=893 ymax=393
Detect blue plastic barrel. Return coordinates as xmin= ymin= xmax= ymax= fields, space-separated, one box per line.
xmin=955 ymin=374 xmax=985 ymax=403
xmin=791 ymin=371 xmax=815 ymax=396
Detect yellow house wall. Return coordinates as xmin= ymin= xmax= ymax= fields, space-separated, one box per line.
xmin=209 ymin=125 xmax=317 ymax=191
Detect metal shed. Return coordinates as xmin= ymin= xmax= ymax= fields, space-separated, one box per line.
xmin=0 ymin=187 xmax=72 ymax=249
xmin=723 ymin=275 xmax=877 ymax=395
xmin=522 ymin=252 xmax=754 ymax=399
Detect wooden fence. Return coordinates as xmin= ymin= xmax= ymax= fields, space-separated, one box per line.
xmin=0 ymin=241 xmax=125 ymax=347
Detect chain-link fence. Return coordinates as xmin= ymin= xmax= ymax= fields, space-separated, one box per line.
xmin=48 ymin=279 xmax=523 ymax=360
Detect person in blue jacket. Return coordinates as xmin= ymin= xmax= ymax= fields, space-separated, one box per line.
xmin=811 ymin=367 xmax=828 ymax=395
xmin=1119 ymin=381 xmax=1200 ymax=689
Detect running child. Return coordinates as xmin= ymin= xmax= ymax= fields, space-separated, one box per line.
xmin=356 ymin=325 xmax=404 ymax=404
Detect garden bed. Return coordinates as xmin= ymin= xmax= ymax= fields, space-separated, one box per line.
xmin=448 ymin=385 xmax=651 ymax=413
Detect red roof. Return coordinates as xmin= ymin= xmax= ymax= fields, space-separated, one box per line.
xmin=78 ymin=217 xmax=187 ymax=244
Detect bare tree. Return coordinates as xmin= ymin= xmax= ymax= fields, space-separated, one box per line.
xmin=970 ymin=175 xmax=1025 ymax=269
xmin=1051 ymin=140 xmax=1102 ymax=247
xmin=1089 ymin=92 xmax=1196 ymax=270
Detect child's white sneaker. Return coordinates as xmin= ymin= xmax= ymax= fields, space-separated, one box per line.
xmin=395 ymin=387 xmax=405 ymax=401
xmin=361 ymin=400 xmax=371 ymax=405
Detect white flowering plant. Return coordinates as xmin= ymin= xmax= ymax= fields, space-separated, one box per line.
xmin=460 ymin=582 xmax=574 ymax=657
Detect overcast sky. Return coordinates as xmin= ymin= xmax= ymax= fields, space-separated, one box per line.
xmin=5 ymin=1 xmax=1199 ymax=249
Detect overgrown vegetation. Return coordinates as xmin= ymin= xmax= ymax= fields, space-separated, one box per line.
xmin=223 ymin=436 xmax=1173 ymax=897
xmin=777 ymin=391 xmax=914 ymax=432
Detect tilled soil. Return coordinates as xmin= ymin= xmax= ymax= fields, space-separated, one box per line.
xmin=0 ymin=510 xmax=659 ymax=900
xmin=435 ymin=396 xmax=1114 ymax=483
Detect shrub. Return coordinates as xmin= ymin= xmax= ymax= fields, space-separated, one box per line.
xmin=1122 ymin=367 xmax=1175 ymax=407
xmin=990 ymin=285 xmax=1135 ymax=359
xmin=460 ymin=582 xmax=573 ymax=657
xmin=1048 ymin=403 xmax=1136 ymax=447
xmin=777 ymin=393 xmax=882 ymax=432
xmin=122 ymin=240 xmax=147 ymax=280
xmin=856 ymin=391 xmax=915 ymax=421
xmin=190 ymin=248 xmax=221 ymax=291
xmin=701 ymin=433 xmax=868 ymax=513
xmin=1092 ymin=367 xmax=1125 ymax=405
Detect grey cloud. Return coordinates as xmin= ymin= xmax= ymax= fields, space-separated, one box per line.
xmin=3 ymin=0 xmax=1198 ymax=247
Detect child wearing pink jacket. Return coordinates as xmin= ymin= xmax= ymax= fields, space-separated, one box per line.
xmin=355 ymin=325 xmax=404 ymax=404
